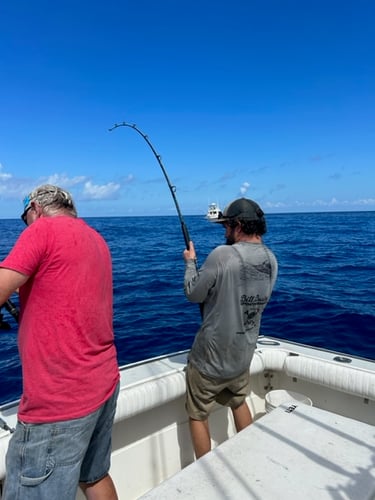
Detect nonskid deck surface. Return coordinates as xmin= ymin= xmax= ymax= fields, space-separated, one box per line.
xmin=140 ymin=403 xmax=375 ymax=500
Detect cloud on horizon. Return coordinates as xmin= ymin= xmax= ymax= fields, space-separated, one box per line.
xmin=265 ymin=197 xmax=375 ymax=210
xmin=0 ymin=166 xmax=125 ymax=202
xmin=82 ymin=180 xmax=121 ymax=200
xmin=44 ymin=173 xmax=87 ymax=187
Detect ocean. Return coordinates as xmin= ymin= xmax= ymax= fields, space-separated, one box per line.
xmin=0 ymin=211 xmax=374 ymax=405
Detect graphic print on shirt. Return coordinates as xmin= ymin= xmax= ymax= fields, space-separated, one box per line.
xmin=234 ymin=245 xmax=273 ymax=335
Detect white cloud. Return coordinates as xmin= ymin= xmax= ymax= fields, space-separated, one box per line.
xmin=264 ymin=201 xmax=287 ymax=209
xmin=82 ymin=180 xmax=121 ymax=200
xmin=356 ymin=198 xmax=375 ymax=206
xmin=123 ymin=174 xmax=134 ymax=184
xmin=0 ymin=165 xmax=126 ymax=204
xmin=44 ymin=173 xmax=87 ymax=187
xmin=0 ymin=164 xmax=12 ymax=181
xmin=240 ymin=181 xmax=250 ymax=195
xmin=270 ymin=197 xmax=375 ymax=211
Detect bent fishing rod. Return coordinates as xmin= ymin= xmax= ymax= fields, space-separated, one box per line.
xmin=109 ymin=122 xmax=198 ymax=271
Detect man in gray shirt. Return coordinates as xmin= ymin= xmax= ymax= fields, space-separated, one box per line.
xmin=183 ymin=198 xmax=278 ymax=458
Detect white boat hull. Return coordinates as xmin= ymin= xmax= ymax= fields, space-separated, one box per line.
xmin=0 ymin=337 xmax=374 ymax=499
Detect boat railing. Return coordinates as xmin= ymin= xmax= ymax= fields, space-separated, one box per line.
xmin=1 ymin=343 xmax=375 ymax=482
xmin=113 ymin=346 xmax=375 ymax=426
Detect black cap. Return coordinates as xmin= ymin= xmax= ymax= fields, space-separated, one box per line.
xmin=213 ymin=198 xmax=264 ymax=223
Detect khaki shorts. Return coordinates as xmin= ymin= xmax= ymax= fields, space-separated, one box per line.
xmin=185 ymin=363 xmax=251 ymax=421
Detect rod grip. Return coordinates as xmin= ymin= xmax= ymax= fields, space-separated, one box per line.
xmin=2 ymin=299 xmax=19 ymax=323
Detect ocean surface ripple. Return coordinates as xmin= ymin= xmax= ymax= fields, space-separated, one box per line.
xmin=0 ymin=211 xmax=374 ymax=404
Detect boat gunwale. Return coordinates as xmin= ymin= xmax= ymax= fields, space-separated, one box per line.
xmin=1 ymin=336 xmax=374 ymax=413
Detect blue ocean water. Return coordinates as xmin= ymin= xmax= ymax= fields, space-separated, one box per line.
xmin=0 ymin=211 xmax=374 ymax=405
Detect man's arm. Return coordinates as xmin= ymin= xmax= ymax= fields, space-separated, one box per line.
xmin=0 ymin=268 xmax=29 ymax=305
xmin=183 ymin=241 xmax=218 ymax=303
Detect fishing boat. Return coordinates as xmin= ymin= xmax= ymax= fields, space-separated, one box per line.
xmin=0 ymin=336 xmax=374 ymax=499
xmin=206 ymin=202 xmax=221 ymax=220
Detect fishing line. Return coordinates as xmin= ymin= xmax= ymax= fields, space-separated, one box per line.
xmin=109 ymin=122 xmax=198 ymax=271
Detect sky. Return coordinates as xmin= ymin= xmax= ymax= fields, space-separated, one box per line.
xmin=1 ymin=0 xmax=374 ymax=218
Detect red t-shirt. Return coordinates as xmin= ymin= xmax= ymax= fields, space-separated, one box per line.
xmin=1 ymin=216 xmax=119 ymax=423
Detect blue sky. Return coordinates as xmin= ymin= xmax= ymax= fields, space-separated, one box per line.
xmin=1 ymin=1 xmax=374 ymax=218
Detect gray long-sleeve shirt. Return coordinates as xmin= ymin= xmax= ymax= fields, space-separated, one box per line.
xmin=184 ymin=242 xmax=278 ymax=379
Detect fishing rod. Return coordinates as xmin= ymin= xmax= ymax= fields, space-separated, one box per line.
xmin=109 ymin=122 xmax=197 ymax=270
xmin=1 ymin=299 xmax=19 ymax=325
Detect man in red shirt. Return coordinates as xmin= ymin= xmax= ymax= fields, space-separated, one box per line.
xmin=0 ymin=185 xmax=120 ymax=499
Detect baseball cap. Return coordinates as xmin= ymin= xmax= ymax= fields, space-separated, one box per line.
xmin=22 ymin=194 xmax=32 ymax=212
xmin=20 ymin=194 xmax=33 ymax=224
xmin=213 ymin=198 xmax=264 ymax=223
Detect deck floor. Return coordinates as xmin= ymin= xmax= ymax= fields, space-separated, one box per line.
xmin=140 ymin=402 xmax=375 ymax=499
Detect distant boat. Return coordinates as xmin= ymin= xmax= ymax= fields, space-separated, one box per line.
xmin=206 ymin=202 xmax=221 ymax=220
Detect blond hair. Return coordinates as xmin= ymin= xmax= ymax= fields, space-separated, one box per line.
xmin=29 ymin=185 xmax=77 ymax=217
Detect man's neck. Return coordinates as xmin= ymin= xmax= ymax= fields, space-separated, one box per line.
xmin=236 ymin=234 xmax=262 ymax=244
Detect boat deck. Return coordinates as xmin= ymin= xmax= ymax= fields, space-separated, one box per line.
xmin=140 ymin=402 xmax=375 ymax=499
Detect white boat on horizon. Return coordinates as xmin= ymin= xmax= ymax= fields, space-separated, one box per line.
xmin=206 ymin=202 xmax=221 ymax=220
xmin=0 ymin=336 xmax=374 ymax=499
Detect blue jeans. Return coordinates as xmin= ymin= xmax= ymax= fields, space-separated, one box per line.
xmin=3 ymin=383 xmax=119 ymax=500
